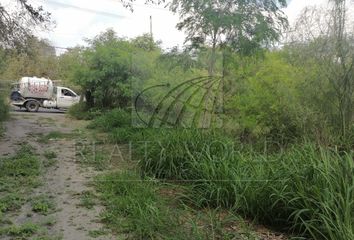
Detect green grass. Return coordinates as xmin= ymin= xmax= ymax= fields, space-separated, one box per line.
xmin=43 ymin=151 xmax=57 ymax=160
xmin=95 ymin=171 xmax=181 ymax=238
xmin=0 ymin=145 xmax=41 ymax=214
xmin=88 ymin=229 xmax=108 ymax=238
xmin=0 ymin=222 xmax=40 ymax=238
xmin=31 ymin=195 xmax=56 ymax=215
xmin=43 ymin=151 xmax=58 ymax=167
xmin=38 ymin=131 xmax=74 ymax=143
xmin=86 ymin=109 xmax=354 ymax=239
xmin=95 ymin=171 xmax=259 ymax=239
xmin=68 ymin=102 xmax=102 ymax=120
xmin=75 ymin=145 xmax=110 ymax=171
xmin=132 ymin=128 xmax=354 ymax=240
xmin=78 ymin=191 xmax=96 ymax=209
xmin=87 ymin=108 xmax=131 ymax=131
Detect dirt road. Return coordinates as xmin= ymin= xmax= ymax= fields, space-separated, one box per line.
xmin=0 ymin=109 xmax=115 ymax=240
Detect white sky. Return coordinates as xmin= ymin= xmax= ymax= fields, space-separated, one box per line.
xmin=26 ymin=0 xmax=331 ymax=53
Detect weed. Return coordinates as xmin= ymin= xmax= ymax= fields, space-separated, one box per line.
xmin=68 ymin=102 xmax=101 ymax=120
xmin=135 ymin=130 xmax=354 ymax=239
xmin=88 ymin=229 xmax=107 ymax=238
xmin=76 ymin=147 xmax=109 ymax=171
xmin=0 ymin=145 xmax=41 ymax=215
xmin=38 ymin=131 xmax=74 ymax=144
xmin=40 ymin=216 xmax=57 ymax=227
xmin=43 ymin=151 xmax=58 ymax=167
xmin=0 ymin=222 xmax=39 ymax=238
xmin=32 ymin=236 xmax=63 ymax=240
xmin=0 ymin=144 xmax=40 ymax=177
xmin=43 ymin=151 xmax=57 ymax=160
xmin=0 ymin=193 xmax=25 ymax=212
xmin=88 ymin=108 xmax=131 ymax=131
xmin=95 ymin=171 xmax=182 ymax=239
xmin=31 ymin=195 xmax=56 ymax=215
xmin=78 ymin=191 xmax=96 ymax=209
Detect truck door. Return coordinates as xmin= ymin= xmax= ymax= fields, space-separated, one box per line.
xmin=57 ymin=88 xmax=79 ymax=108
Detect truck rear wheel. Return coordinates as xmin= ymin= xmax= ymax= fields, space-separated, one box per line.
xmin=25 ymin=100 xmax=40 ymax=112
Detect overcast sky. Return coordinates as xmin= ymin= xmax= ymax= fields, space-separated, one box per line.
xmin=27 ymin=0 xmax=330 ymax=53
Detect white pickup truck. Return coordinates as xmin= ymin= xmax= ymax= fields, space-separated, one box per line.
xmin=10 ymin=77 xmax=80 ymax=112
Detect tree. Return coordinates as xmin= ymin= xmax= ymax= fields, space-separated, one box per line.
xmin=73 ymin=30 xmax=133 ymax=108
xmin=0 ymin=36 xmax=58 ymax=80
xmin=131 ymin=33 xmax=161 ymax=51
xmin=285 ymin=0 xmax=354 ymax=138
xmin=169 ymin=0 xmax=288 ymax=75
xmin=0 ymin=0 xmax=51 ymax=48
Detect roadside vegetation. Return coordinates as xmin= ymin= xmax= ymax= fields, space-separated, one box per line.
xmin=0 ymin=145 xmax=42 ymax=238
xmin=0 ymin=93 xmax=9 ymax=135
xmin=66 ymin=1 xmax=353 ymax=238
xmin=0 ymin=0 xmax=353 ymax=239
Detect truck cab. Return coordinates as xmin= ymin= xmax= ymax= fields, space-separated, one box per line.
xmin=56 ymin=87 xmax=80 ymax=108
xmin=42 ymin=86 xmax=80 ymax=110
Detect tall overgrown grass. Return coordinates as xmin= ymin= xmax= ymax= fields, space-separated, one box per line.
xmin=87 ymin=108 xmax=131 ymax=131
xmin=86 ymin=109 xmax=354 ymax=239
xmin=95 ymin=171 xmax=181 ymax=238
xmin=127 ymin=128 xmax=354 ymax=239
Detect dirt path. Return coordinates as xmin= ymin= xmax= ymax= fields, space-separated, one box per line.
xmin=0 ymin=110 xmax=115 ymax=240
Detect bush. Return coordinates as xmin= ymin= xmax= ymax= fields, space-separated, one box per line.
xmin=68 ymin=102 xmax=101 ymax=120
xmin=228 ymin=53 xmax=309 ymax=147
xmin=88 ymin=108 xmax=131 ymax=131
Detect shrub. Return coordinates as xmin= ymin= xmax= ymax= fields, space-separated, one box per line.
xmin=68 ymin=102 xmax=101 ymax=120
xmin=88 ymin=108 xmax=131 ymax=131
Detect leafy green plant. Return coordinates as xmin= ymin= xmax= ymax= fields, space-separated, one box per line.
xmin=0 ymin=144 xmax=40 ymax=177
xmin=68 ymin=102 xmax=102 ymax=120
xmin=0 ymin=145 xmax=41 ymax=216
xmin=88 ymin=108 xmax=131 ymax=131
xmin=0 ymin=223 xmax=39 ymax=238
xmin=31 ymin=195 xmax=56 ymax=215
xmin=88 ymin=229 xmax=107 ymax=238
xmin=0 ymin=193 xmax=25 ymax=213
xmin=38 ymin=131 xmax=74 ymax=143
xmin=78 ymin=191 xmax=96 ymax=209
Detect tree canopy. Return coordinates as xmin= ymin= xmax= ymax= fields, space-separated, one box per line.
xmin=0 ymin=0 xmax=51 ymax=48
xmin=169 ymin=0 xmax=288 ymax=75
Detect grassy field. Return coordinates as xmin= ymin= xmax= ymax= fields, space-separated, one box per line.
xmin=80 ymin=109 xmax=354 ymax=240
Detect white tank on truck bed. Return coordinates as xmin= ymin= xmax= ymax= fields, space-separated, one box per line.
xmin=19 ymin=77 xmax=54 ymax=99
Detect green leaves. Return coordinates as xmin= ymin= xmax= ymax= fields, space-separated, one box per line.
xmin=72 ymin=30 xmax=134 ymax=109
xmin=170 ymin=0 xmax=288 ymax=53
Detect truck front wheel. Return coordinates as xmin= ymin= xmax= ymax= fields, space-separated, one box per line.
xmin=25 ymin=100 xmax=40 ymax=112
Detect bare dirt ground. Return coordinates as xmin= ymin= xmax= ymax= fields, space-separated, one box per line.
xmin=0 ymin=109 xmax=115 ymax=240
